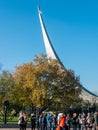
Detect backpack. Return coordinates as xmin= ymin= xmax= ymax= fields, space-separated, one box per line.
xmin=66 ymin=119 xmax=70 ymax=126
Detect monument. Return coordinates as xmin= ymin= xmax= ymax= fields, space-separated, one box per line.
xmin=38 ymin=7 xmax=98 ymax=104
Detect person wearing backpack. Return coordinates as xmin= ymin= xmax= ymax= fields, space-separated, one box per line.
xmin=65 ymin=114 xmax=70 ymax=130
xmin=18 ymin=111 xmax=25 ymax=130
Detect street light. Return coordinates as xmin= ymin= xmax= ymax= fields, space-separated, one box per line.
xmin=4 ymin=100 xmax=9 ymax=124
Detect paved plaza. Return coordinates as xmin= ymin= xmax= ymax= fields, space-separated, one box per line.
xmin=0 ymin=128 xmax=31 ymax=130
xmin=0 ymin=128 xmax=75 ymax=130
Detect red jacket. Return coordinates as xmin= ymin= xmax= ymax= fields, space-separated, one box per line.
xmin=59 ymin=116 xmax=66 ymax=127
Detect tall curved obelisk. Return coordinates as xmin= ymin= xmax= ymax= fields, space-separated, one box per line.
xmin=38 ymin=7 xmax=98 ymax=103
xmin=38 ymin=7 xmax=65 ymax=69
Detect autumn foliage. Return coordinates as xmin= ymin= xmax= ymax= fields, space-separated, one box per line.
xmin=0 ymin=54 xmax=81 ymax=110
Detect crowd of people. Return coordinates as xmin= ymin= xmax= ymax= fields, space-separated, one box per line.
xmin=18 ymin=110 xmax=98 ymax=130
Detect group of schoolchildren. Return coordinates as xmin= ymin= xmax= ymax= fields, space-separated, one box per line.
xmin=18 ymin=110 xmax=98 ymax=130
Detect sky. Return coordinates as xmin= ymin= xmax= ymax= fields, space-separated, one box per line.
xmin=0 ymin=0 xmax=98 ymax=94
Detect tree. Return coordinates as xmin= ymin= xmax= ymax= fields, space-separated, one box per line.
xmin=13 ymin=54 xmax=82 ymax=110
xmin=0 ymin=70 xmax=15 ymax=104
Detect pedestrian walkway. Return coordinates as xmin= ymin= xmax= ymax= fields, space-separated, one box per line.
xmin=0 ymin=128 xmax=31 ymax=130
xmin=0 ymin=129 xmax=96 ymax=130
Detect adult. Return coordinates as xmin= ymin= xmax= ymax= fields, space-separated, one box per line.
xmin=65 ymin=114 xmax=70 ymax=130
xmin=58 ymin=114 xmax=66 ymax=130
xmin=31 ymin=113 xmax=36 ymax=130
xmin=79 ymin=113 xmax=86 ymax=130
xmin=18 ymin=111 xmax=25 ymax=130
xmin=52 ymin=113 xmax=57 ymax=130
xmin=23 ymin=112 xmax=28 ymax=130
xmin=94 ymin=111 xmax=98 ymax=130
xmin=46 ymin=113 xmax=53 ymax=130
xmin=86 ymin=112 xmax=93 ymax=130
xmin=39 ymin=113 xmax=45 ymax=130
xmin=72 ymin=113 xmax=78 ymax=130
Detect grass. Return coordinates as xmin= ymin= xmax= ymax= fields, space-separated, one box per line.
xmin=0 ymin=116 xmax=31 ymax=124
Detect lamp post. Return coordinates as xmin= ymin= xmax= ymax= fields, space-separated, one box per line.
xmin=4 ymin=100 xmax=9 ymax=124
